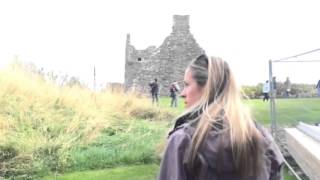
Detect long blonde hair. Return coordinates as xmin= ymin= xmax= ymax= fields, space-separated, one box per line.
xmin=179 ymin=55 xmax=263 ymax=177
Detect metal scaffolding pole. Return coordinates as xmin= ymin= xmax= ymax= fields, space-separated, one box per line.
xmin=269 ymin=60 xmax=276 ymax=136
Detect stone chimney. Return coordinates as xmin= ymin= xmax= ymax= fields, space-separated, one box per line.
xmin=126 ymin=33 xmax=131 ymax=45
xmin=125 ymin=33 xmax=131 ymax=62
xmin=172 ymin=15 xmax=190 ymax=33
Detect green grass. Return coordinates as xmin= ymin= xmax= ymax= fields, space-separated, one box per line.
xmin=246 ymin=98 xmax=320 ymax=126
xmin=68 ymin=120 xmax=169 ymax=171
xmin=43 ymin=163 xmax=298 ymax=180
xmin=45 ymin=97 xmax=319 ymax=180
xmin=43 ymin=164 xmax=159 ymax=180
xmin=284 ymin=167 xmax=298 ymax=180
xmin=159 ymin=97 xmax=320 ymax=126
xmin=158 ymin=96 xmax=184 ymax=113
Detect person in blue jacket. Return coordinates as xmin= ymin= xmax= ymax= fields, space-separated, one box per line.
xmin=169 ymin=82 xmax=180 ymax=107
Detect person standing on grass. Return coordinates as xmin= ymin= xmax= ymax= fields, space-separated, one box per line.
xmin=149 ymin=78 xmax=159 ymax=105
xmin=284 ymin=77 xmax=291 ymax=98
xmin=262 ymin=80 xmax=270 ymax=102
xmin=316 ymin=80 xmax=320 ymax=97
xmin=169 ymin=82 xmax=180 ymax=107
xmin=158 ymin=54 xmax=283 ymax=180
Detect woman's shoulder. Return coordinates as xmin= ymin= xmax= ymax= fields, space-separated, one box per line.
xmin=169 ymin=123 xmax=223 ymax=153
xmin=255 ymin=124 xmax=272 ymax=140
xmin=168 ymin=123 xmax=195 ymax=139
xmin=255 ymin=123 xmax=277 ymax=147
xmin=164 ymin=124 xmax=195 ymax=154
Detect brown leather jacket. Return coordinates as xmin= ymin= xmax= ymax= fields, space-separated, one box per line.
xmin=158 ymin=123 xmax=284 ymax=180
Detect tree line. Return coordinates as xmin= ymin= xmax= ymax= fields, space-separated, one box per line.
xmin=242 ymin=82 xmax=318 ymax=99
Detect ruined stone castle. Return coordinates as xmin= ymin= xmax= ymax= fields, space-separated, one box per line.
xmin=124 ymin=15 xmax=205 ymax=95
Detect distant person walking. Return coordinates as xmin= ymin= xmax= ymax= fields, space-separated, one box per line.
xmin=169 ymin=82 xmax=180 ymax=107
xmin=284 ymin=77 xmax=291 ymax=98
xmin=316 ymin=80 xmax=320 ymax=97
xmin=149 ymin=78 xmax=159 ymax=105
xmin=262 ymin=80 xmax=270 ymax=101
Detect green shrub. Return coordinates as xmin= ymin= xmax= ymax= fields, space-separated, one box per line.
xmin=0 ymin=144 xmax=35 ymax=179
xmin=0 ymin=145 xmax=18 ymax=161
xmin=129 ymin=107 xmax=158 ymax=119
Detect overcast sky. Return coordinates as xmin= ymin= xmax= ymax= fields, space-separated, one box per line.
xmin=0 ymin=0 xmax=319 ymax=88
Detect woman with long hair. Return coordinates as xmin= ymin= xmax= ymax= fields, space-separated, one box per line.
xmin=158 ymin=55 xmax=283 ymax=180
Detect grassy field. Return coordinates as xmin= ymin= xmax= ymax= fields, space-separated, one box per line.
xmin=44 ymin=164 xmax=296 ymax=180
xmin=43 ymin=164 xmax=159 ymax=180
xmin=246 ymin=98 xmax=320 ymax=126
xmin=160 ymin=96 xmax=320 ymax=126
xmin=43 ymin=97 xmax=319 ymax=180
xmin=1 ymin=65 xmax=318 ymax=179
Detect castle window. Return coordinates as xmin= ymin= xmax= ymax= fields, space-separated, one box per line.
xmin=137 ymin=57 xmax=142 ymax=61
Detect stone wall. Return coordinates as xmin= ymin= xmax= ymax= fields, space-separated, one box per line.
xmin=124 ymin=15 xmax=205 ymax=95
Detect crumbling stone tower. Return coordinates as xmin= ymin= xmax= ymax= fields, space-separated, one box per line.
xmin=125 ymin=15 xmax=204 ymax=95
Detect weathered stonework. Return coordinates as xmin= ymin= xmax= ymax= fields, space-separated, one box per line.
xmin=125 ymin=15 xmax=205 ymax=95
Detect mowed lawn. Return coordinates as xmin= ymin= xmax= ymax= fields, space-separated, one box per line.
xmin=246 ymin=98 xmax=320 ymax=126
xmin=160 ymin=97 xmax=320 ymax=126
xmin=44 ymin=98 xmax=320 ymax=180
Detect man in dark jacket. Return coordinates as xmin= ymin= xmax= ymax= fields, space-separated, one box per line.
xmin=149 ymin=78 xmax=159 ymax=105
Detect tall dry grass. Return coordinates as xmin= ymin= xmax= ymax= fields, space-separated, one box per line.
xmin=0 ymin=63 xmax=174 ymax=178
